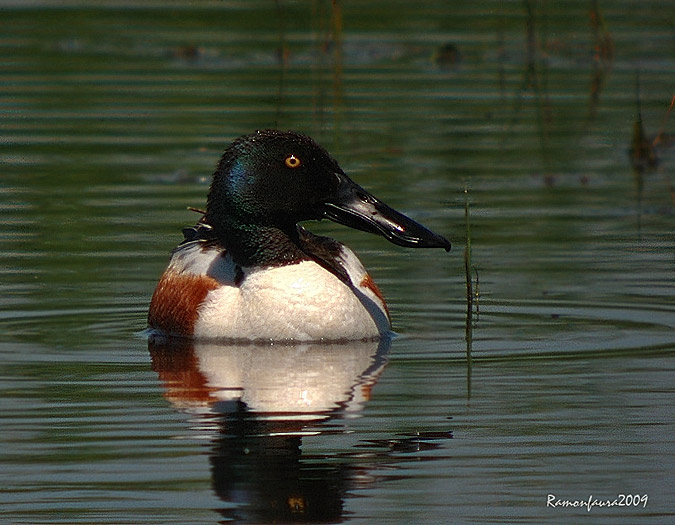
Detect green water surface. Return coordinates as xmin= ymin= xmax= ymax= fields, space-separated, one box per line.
xmin=1 ymin=1 xmax=674 ymax=523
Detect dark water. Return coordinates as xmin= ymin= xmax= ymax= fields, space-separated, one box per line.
xmin=1 ymin=1 xmax=674 ymax=523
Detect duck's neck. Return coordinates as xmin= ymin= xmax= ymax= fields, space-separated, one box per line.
xmin=218 ymin=222 xmax=308 ymax=268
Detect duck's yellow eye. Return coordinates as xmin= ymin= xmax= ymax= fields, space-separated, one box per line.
xmin=284 ymin=154 xmax=302 ymax=169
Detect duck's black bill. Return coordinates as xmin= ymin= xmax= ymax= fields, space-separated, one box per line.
xmin=323 ymin=174 xmax=451 ymax=251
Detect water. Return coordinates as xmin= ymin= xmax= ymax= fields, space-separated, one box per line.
xmin=1 ymin=1 xmax=674 ymax=523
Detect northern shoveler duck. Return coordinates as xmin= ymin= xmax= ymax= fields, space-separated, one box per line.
xmin=148 ymin=130 xmax=451 ymax=342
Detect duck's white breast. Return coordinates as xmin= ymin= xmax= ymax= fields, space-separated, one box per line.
xmin=195 ymin=257 xmax=389 ymax=341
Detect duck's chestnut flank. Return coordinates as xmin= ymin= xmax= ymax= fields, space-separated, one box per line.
xmin=148 ymin=270 xmax=219 ymax=336
xmin=148 ymin=129 xmax=450 ymax=341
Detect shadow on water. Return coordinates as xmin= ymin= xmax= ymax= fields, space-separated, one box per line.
xmin=629 ymin=74 xmax=675 ymax=234
xmin=148 ymin=336 xmax=451 ymax=522
xmin=588 ymin=0 xmax=614 ymax=122
xmin=505 ymin=0 xmax=553 ymax=177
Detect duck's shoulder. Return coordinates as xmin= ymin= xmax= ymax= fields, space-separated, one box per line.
xmin=298 ymin=227 xmax=388 ymax=317
xmin=297 ymin=227 xmax=361 ymax=284
xmin=168 ymin=222 xmax=239 ymax=283
xmin=148 ymin=222 xmax=239 ymax=336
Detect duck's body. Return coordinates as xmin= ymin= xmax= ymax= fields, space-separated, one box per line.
xmin=149 ymin=224 xmax=389 ymax=341
xmin=148 ymin=130 xmax=450 ymax=342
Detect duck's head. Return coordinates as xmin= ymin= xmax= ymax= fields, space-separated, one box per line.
xmin=206 ymin=129 xmax=451 ymax=252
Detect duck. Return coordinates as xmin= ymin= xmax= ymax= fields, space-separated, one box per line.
xmin=148 ymin=129 xmax=451 ymax=342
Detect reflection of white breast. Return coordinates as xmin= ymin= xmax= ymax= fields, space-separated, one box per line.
xmin=150 ymin=337 xmax=390 ymax=422
xmin=195 ymin=340 xmax=388 ymax=416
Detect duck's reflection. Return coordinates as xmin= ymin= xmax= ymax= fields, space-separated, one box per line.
xmin=149 ymin=336 xmax=390 ymax=522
